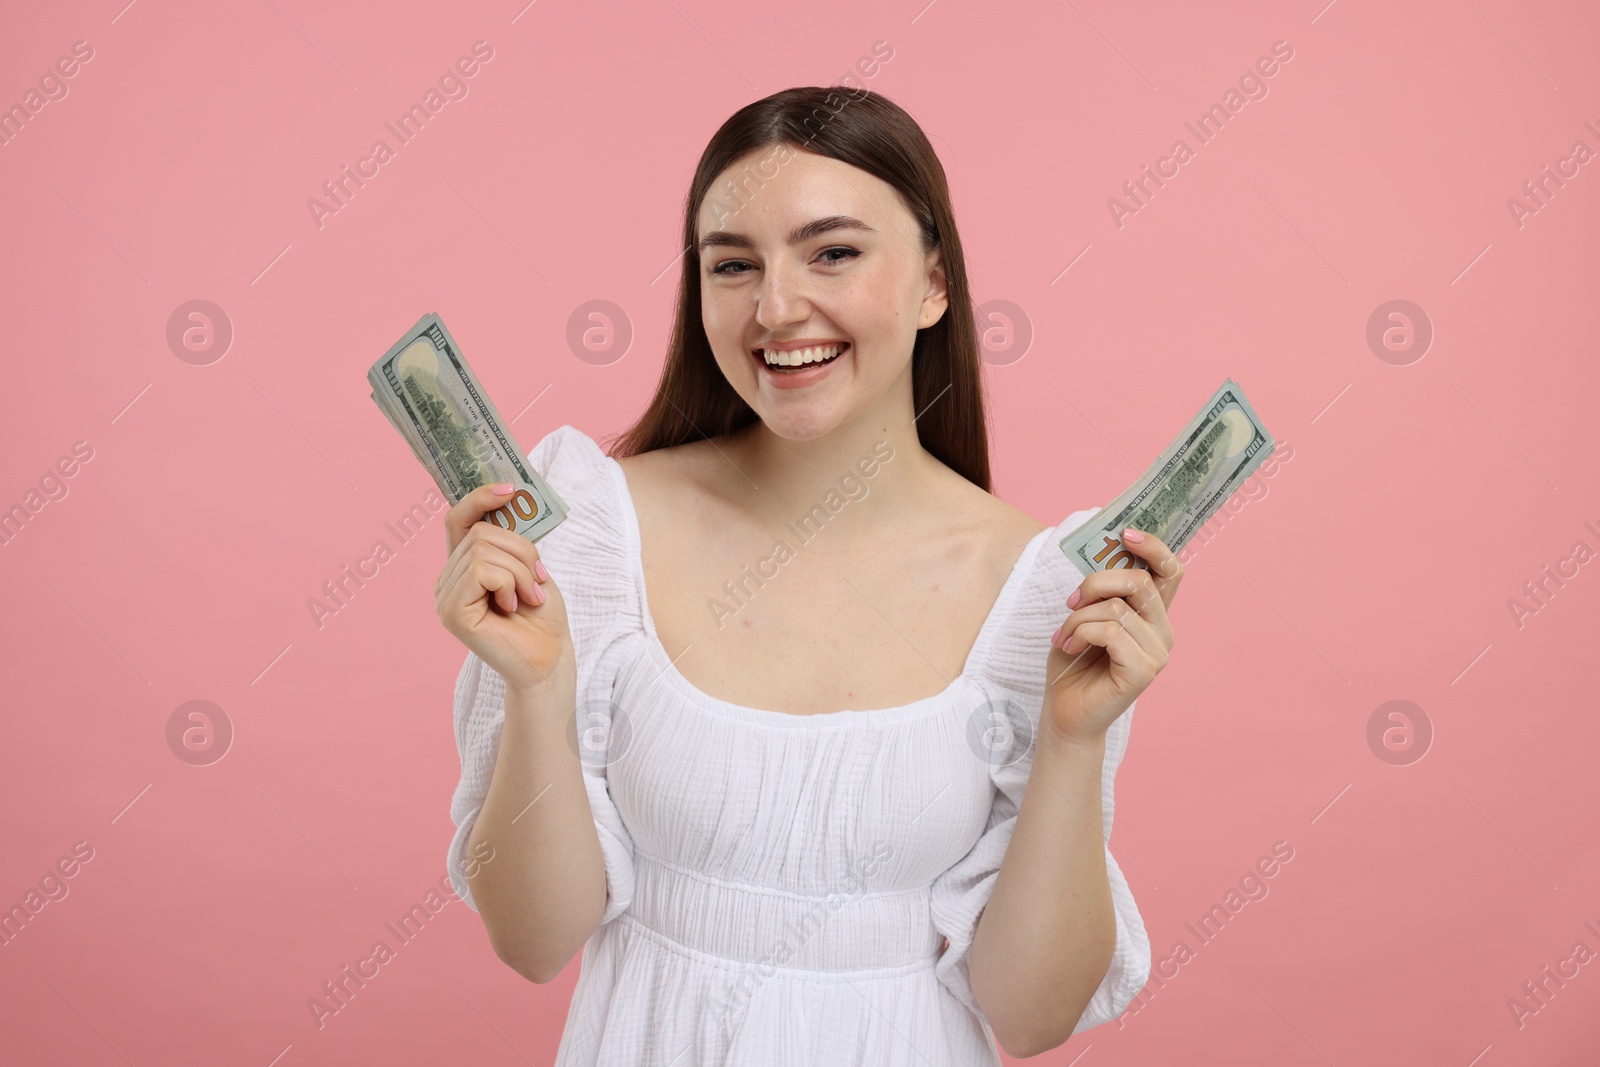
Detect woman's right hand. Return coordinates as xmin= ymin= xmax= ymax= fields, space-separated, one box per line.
xmin=435 ymin=483 xmax=574 ymax=692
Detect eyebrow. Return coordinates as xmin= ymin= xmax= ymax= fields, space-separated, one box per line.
xmin=696 ymin=215 xmax=876 ymax=255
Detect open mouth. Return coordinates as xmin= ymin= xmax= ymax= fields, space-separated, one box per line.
xmin=752 ymin=342 xmax=850 ymax=373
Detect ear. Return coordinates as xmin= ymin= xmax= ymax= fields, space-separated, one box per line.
xmin=917 ymin=246 xmax=949 ymax=330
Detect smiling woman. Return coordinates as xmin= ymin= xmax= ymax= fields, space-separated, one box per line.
xmin=439 ymin=86 xmax=1169 ymax=1067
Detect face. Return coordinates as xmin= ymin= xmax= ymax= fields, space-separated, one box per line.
xmin=696 ymin=146 xmax=948 ymax=441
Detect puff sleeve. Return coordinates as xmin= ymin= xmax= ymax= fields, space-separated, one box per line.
xmin=445 ymin=424 xmax=641 ymax=928
xmin=928 ymin=508 xmax=1152 ymax=1033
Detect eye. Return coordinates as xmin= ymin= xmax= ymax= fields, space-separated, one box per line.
xmin=708 ymin=247 xmax=862 ymax=276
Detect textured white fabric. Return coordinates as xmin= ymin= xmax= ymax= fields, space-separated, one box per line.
xmin=447 ymin=424 xmax=1151 ymax=1066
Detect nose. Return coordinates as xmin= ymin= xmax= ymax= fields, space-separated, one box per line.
xmin=753 ymin=259 xmax=811 ymax=334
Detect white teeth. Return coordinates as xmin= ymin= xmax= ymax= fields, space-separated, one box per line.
xmin=760 ymin=344 xmax=845 ymax=367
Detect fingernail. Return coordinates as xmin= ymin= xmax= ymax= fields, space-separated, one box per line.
xmin=532 ymin=583 xmax=546 ymax=604
xmin=510 ymin=592 xmax=518 ymax=611
xmin=535 ymin=560 xmax=549 ymax=582
xmin=1067 ymin=588 xmax=1081 ymax=608
xmin=1123 ymin=527 xmax=1145 ymax=543
xmin=1063 ymin=633 xmax=1081 ymax=654
xmin=490 ymin=482 xmax=513 ymax=495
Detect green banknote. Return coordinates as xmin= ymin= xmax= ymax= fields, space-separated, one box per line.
xmin=368 ymin=312 xmax=567 ymax=543
xmin=1059 ymin=378 xmax=1275 ymax=575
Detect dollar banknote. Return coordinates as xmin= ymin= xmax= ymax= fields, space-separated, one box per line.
xmin=1059 ymin=378 xmax=1275 ymax=576
xmin=368 ymin=312 xmax=568 ymax=543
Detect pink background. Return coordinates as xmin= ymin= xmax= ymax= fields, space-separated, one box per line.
xmin=2 ymin=0 xmax=1596 ymax=1063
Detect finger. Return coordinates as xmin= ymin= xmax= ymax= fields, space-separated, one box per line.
xmin=1069 ymin=568 xmax=1169 ymax=631
xmin=1056 ymin=598 xmax=1165 ymax=659
xmin=457 ymin=521 xmax=547 ymax=602
xmin=443 ymin=523 xmax=544 ymax=608
xmin=438 ymin=546 xmax=544 ymax=617
xmin=1070 ymin=619 xmax=1161 ymax=680
xmin=444 ymin=483 xmax=519 ymax=555
xmin=436 ymin=557 xmax=495 ymax=626
xmin=1104 ymin=569 xmax=1171 ymax=647
xmin=460 ymin=517 xmax=546 ymax=579
xmin=470 ymin=557 xmax=524 ymax=615
xmin=437 ymin=550 xmax=519 ymax=615
xmin=474 ymin=543 xmax=546 ymax=610
xmin=438 ymin=537 xmax=537 ymax=612
xmin=1118 ymin=527 xmax=1185 ymax=605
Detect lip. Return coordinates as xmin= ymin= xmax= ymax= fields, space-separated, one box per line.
xmin=751 ymin=342 xmax=849 ymax=390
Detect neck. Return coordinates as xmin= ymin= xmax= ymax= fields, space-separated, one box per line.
xmin=722 ymin=382 xmax=951 ymax=555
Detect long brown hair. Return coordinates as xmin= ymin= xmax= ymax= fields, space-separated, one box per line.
xmin=606 ymin=86 xmax=993 ymax=492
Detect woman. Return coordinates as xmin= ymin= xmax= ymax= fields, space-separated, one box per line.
xmin=437 ymin=86 xmax=1181 ymax=1065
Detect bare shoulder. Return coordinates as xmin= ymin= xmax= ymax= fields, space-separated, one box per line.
xmin=613 ymin=438 xmax=727 ymax=541
xmin=930 ymin=469 xmax=1049 ymax=578
xmin=614 ymin=437 xmax=720 ymax=499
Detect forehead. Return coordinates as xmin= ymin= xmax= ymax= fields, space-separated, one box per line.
xmin=697 ymin=147 xmax=903 ymax=237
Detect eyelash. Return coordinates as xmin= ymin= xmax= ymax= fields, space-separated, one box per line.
xmin=709 ymin=246 xmax=861 ymax=276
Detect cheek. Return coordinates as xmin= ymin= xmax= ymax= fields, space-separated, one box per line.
xmin=843 ymin=267 xmax=918 ymax=345
xmin=701 ymin=288 xmax=742 ymax=345
xmin=700 ymin=292 xmax=754 ymax=376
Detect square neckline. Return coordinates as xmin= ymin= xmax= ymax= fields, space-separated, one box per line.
xmin=603 ymin=453 xmax=1052 ymax=728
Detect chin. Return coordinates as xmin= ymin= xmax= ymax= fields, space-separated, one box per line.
xmin=751 ymin=409 xmax=845 ymax=442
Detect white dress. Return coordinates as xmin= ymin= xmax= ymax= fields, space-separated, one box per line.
xmin=447 ymin=425 xmax=1151 ymax=1066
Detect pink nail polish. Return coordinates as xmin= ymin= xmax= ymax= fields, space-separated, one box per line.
xmin=535 ymin=560 xmax=549 ymax=582
xmin=490 ymin=482 xmax=513 ymax=495
xmin=1122 ymin=527 xmax=1145 ymax=543
xmin=1067 ymin=589 xmax=1081 ymax=608
xmin=532 ymin=583 xmax=546 ymax=604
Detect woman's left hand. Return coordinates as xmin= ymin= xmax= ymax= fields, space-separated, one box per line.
xmin=1045 ymin=527 xmax=1184 ymax=746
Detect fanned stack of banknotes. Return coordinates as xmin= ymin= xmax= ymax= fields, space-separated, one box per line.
xmin=368 ymin=313 xmax=1275 ymax=572
xmin=368 ymin=313 xmax=568 ymax=542
xmin=1058 ymin=378 xmax=1276 ymax=576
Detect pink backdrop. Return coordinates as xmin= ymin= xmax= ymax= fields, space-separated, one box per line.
xmin=2 ymin=0 xmax=1596 ymax=1063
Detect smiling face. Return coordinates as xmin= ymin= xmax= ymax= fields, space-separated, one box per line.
xmin=696 ymin=146 xmax=948 ymax=441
